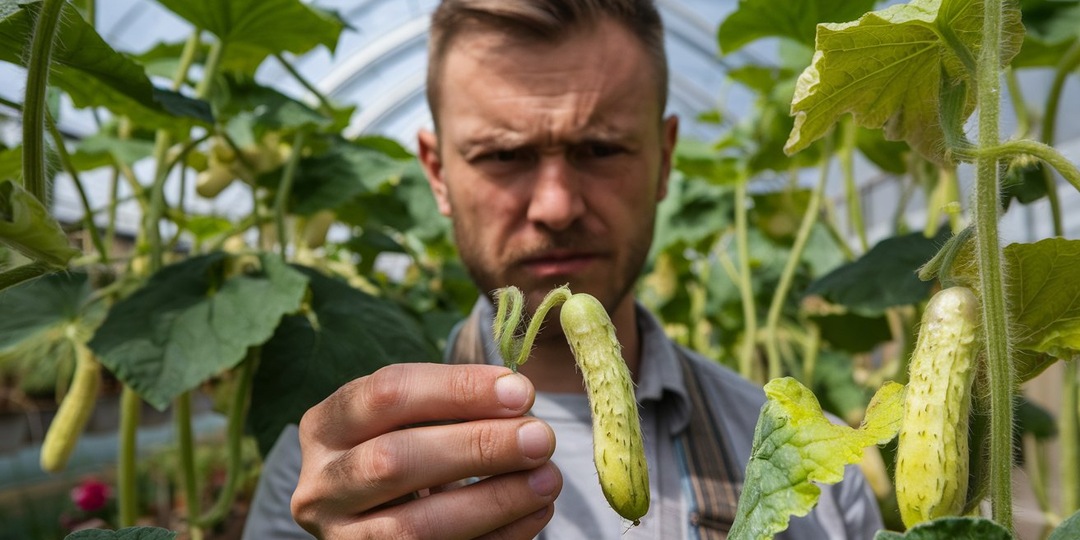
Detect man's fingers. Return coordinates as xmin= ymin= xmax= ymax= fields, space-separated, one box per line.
xmin=308 ymin=417 xmax=556 ymax=515
xmin=299 ymin=363 xmax=533 ymax=451
xmin=333 ymin=463 xmax=562 ymax=540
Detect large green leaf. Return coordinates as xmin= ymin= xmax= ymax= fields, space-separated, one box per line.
xmin=64 ymin=527 xmax=177 ymax=540
xmin=729 ymin=378 xmax=904 ymax=539
xmin=0 ymin=145 xmax=20 ymax=180
xmin=1012 ymin=0 xmax=1080 ymax=68
xmin=214 ymin=75 xmax=334 ymax=133
xmin=0 ymin=271 xmax=97 ymax=348
xmin=281 ymin=136 xmax=411 ymax=216
xmin=1003 ymin=238 xmax=1080 ymax=357
xmin=0 ymin=179 xmax=80 ymax=266
xmin=804 ymin=229 xmax=949 ymax=317
xmin=249 ymin=266 xmax=439 ymax=456
xmin=785 ymin=0 xmax=1024 ymax=163
xmin=718 ymin=0 xmax=877 ymax=54
xmin=872 ymin=517 xmax=1012 ymax=539
xmin=0 ymin=1 xmax=212 ymax=129
xmin=89 ymin=252 xmax=308 ymax=409
xmin=156 ymin=0 xmax=345 ymax=70
xmin=1049 ymin=507 xmax=1080 ymax=540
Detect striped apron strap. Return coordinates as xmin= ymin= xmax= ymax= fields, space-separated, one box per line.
xmin=677 ymin=351 xmax=743 ymax=539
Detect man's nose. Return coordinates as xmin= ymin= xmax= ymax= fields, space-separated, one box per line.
xmin=526 ymin=156 xmax=585 ymax=231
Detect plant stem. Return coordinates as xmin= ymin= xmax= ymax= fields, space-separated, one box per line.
xmin=274 ymin=53 xmax=337 ymax=116
xmin=764 ymin=141 xmax=832 ymax=380
xmin=195 ymin=350 xmax=259 ymax=526
xmin=839 ymin=118 xmax=868 ymax=252
xmin=974 ymin=0 xmax=1013 ymax=527
xmin=117 ymin=386 xmax=141 ymax=527
xmin=978 ymin=140 xmax=1080 ymax=195
xmin=1004 ymin=67 xmax=1030 ymax=138
xmin=1063 ymin=360 xmax=1080 ymax=516
xmin=273 ymin=132 xmax=305 ymax=259
xmin=1042 ymin=41 xmax=1080 ymax=151
xmin=801 ymin=321 xmax=820 ymax=385
xmin=734 ymin=175 xmax=758 ymax=379
xmin=175 ymin=392 xmax=204 ymax=540
xmin=44 ymin=112 xmax=109 ymax=264
xmin=21 ymin=0 xmax=65 ymax=203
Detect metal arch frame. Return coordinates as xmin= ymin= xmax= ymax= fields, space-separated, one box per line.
xmin=309 ymin=0 xmax=745 ymax=136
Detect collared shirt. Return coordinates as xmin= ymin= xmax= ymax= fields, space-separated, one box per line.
xmin=243 ymin=299 xmax=883 ymax=539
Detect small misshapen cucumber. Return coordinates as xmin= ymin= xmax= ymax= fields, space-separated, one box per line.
xmin=895 ymin=286 xmax=979 ymax=528
xmin=560 ymin=293 xmax=650 ymax=523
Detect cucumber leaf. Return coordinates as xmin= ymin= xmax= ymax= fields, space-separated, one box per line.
xmin=785 ymin=0 xmax=1024 ymax=164
xmin=156 ymin=0 xmax=345 ymax=72
xmin=0 ymin=179 xmax=80 ymax=267
xmin=1049 ymin=507 xmax=1080 ymax=540
xmin=803 ymin=229 xmax=950 ymax=317
xmin=89 ymin=252 xmax=308 ymax=409
xmin=0 ymin=0 xmax=212 ymax=129
xmin=249 ymin=265 xmax=439 ymax=456
xmin=718 ymin=0 xmax=877 ymax=54
xmin=729 ymin=378 xmax=904 ymax=540
xmin=1002 ymin=238 xmax=1080 ymax=358
xmin=872 ymin=516 xmax=1012 ymax=539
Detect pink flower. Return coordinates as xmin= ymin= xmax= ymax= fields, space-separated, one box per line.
xmin=71 ymin=477 xmax=111 ymax=512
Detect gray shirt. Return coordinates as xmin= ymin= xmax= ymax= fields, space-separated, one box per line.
xmin=243 ymin=300 xmax=883 ymax=539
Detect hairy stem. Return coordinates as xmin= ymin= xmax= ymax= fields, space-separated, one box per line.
xmin=21 ymin=0 xmax=65 ymax=203
xmin=975 ymin=0 xmax=1012 ymax=527
xmin=764 ymin=142 xmax=831 ymax=380
xmin=976 ymin=140 xmax=1080 ymax=196
xmin=44 ymin=112 xmax=109 ymax=264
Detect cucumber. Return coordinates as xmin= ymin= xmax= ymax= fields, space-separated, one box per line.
xmin=895 ymin=286 xmax=980 ymax=527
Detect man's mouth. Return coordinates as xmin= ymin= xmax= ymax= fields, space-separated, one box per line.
xmin=521 ymin=251 xmax=599 ymax=278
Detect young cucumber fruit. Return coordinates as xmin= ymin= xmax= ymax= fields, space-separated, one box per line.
xmin=560 ymin=293 xmax=650 ymax=523
xmin=895 ymin=286 xmax=979 ymax=528
xmin=40 ymin=342 xmax=101 ymax=472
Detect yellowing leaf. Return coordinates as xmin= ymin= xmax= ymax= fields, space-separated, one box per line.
xmin=785 ymin=0 xmax=1023 ymax=163
xmin=729 ymin=378 xmax=904 ymax=540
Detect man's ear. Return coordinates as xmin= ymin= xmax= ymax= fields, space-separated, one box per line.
xmin=657 ymin=114 xmax=679 ymax=201
xmin=417 ymin=128 xmax=451 ymax=216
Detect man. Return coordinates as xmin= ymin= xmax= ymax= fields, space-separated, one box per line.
xmin=243 ymin=1 xmax=884 ymax=538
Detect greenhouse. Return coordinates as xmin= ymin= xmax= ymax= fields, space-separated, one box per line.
xmin=1 ymin=0 xmax=1080 ymax=539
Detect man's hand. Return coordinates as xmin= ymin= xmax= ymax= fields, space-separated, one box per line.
xmin=292 ymin=363 xmax=561 ymax=539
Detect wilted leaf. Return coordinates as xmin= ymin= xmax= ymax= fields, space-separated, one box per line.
xmin=249 ymin=266 xmax=439 ymax=456
xmin=89 ymin=252 xmax=308 ymax=409
xmin=0 ymin=180 xmax=80 ymax=266
xmin=729 ymin=378 xmax=904 ymax=539
xmin=785 ymin=0 xmax=1024 ymax=163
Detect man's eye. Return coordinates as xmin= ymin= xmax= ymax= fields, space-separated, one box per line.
xmin=582 ymin=144 xmax=621 ymax=159
xmin=492 ymin=150 xmax=519 ymax=162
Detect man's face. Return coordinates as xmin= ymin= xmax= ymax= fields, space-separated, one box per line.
xmin=419 ymin=18 xmax=678 ymax=316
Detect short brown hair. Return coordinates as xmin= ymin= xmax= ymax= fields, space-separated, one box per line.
xmin=425 ymin=0 xmax=668 ymax=127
